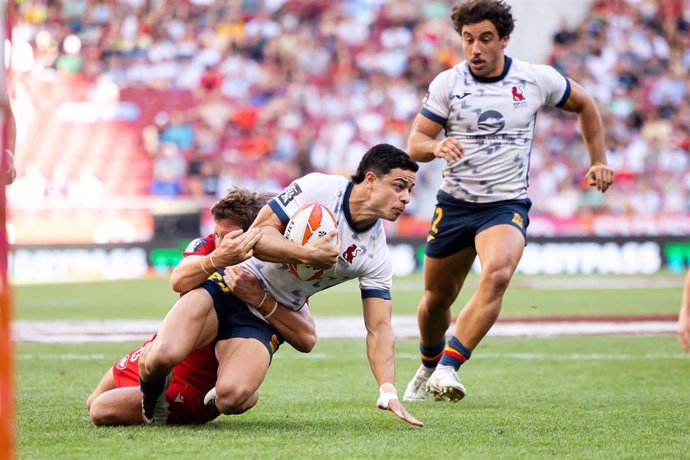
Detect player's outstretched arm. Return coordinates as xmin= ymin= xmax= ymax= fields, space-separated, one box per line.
xmin=362 ymin=297 xmax=423 ymax=427
xmin=559 ymin=79 xmax=614 ymax=193
xmin=224 ymin=266 xmax=317 ymax=353
xmin=170 ymin=228 xmax=262 ymax=293
xmin=679 ymin=269 xmax=690 ymax=352
xmin=250 ymin=205 xmax=339 ymax=269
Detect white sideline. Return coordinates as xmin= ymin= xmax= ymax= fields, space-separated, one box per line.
xmin=17 ymin=352 xmax=690 ymax=361
xmin=13 ymin=316 xmax=679 ymax=344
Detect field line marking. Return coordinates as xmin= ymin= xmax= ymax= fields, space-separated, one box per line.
xmin=13 ymin=316 xmax=680 ymax=343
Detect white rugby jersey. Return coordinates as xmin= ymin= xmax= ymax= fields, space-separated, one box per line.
xmin=421 ymin=56 xmax=570 ymax=203
xmin=242 ymin=173 xmax=392 ymax=316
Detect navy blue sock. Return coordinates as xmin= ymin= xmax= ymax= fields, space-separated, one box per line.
xmin=419 ymin=340 xmax=446 ymax=368
xmin=438 ymin=336 xmax=472 ymax=371
xmin=140 ymin=376 xmax=166 ymax=416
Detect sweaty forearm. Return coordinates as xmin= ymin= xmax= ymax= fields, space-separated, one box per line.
xmin=254 ymin=294 xmax=316 ymax=353
xmin=407 ymin=133 xmax=439 ymax=163
xmin=365 ymin=323 xmax=397 ymax=386
xmin=252 ymin=230 xmax=314 ymax=264
xmin=264 ymin=304 xmax=316 ymax=353
xmin=170 ymin=256 xmax=215 ymax=293
xmin=578 ymin=101 xmax=607 ymax=166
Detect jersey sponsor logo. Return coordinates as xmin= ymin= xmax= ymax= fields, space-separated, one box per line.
xmin=185 ymin=238 xmax=207 ymax=254
xmin=278 ymin=183 xmax=303 ymax=206
xmin=477 ymin=110 xmax=505 ymax=134
xmin=512 ymin=212 xmax=524 ymax=229
xmin=341 ymin=244 xmax=361 ymax=264
xmin=174 ymin=393 xmax=185 ymax=403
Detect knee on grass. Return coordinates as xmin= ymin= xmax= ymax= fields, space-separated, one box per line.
xmin=88 ymin=399 xmax=118 ymax=426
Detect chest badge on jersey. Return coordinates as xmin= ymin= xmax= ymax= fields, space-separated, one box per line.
xmin=339 ymin=243 xmax=362 ymax=267
xmin=512 ymin=85 xmax=528 ymax=109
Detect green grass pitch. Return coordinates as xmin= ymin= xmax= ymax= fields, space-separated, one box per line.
xmin=14 ymin=272 xmax=685 ymax=319
xmin=13 ymin=273 xmax=690 ymax=458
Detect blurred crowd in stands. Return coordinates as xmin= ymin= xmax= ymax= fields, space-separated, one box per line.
xmin=7 ymin=0 xmax=690 ymax=219
xmin=542 ymin=0 xmax=690 ymax=217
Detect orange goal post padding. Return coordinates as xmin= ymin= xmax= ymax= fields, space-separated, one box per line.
xmin=0 ymin=1 xmax=14 ymax=458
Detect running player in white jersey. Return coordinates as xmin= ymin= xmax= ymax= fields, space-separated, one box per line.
xmin=403 ymin=0 xmax=615 ymax=403
xmin=139 ymin=143 xmax=423 ymax=426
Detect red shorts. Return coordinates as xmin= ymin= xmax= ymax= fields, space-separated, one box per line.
xmin=112 ymin=336 xmax=220 ymax=424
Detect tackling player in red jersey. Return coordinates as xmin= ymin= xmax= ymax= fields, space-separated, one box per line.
xmin=86 ymin=189 xmax=316 ymax=425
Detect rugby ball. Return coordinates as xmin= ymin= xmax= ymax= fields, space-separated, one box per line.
xmin=284 ymin=203 xmax=338 ymax=280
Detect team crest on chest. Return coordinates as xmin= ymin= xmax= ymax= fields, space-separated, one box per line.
xmin=339 ymin=243 xmax=362 ymax=265
xmin=511 ymin=85 xmax=527 ymax=108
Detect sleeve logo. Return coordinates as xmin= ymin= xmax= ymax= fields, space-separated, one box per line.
xmin=278 ymin=182 xmax=303 ymax=206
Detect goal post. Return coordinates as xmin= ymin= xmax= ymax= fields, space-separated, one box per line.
xmin=0 ymin=0 xmax=14 ymax=458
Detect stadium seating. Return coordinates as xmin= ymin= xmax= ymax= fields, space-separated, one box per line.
xmin=8 ymin=0 xmax=689 ymax=228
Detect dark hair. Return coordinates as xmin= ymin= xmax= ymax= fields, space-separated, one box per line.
xmin=451 ymin=0 xmax=515 ymax=38
xmin=211 ymin=188 xmax=273 ymax=231
xmin=351 ymin=144 xmax=418 ymax=184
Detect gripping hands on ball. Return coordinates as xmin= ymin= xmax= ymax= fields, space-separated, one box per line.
xmin=302 ymin=229 xmax=339 ymax=269
xmin=376 ymin=383 xmax=424 ymax=427
xmin=284 ymin=203 xmax=340 ymax=280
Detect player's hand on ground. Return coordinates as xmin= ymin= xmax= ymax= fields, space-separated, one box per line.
xmin=434 ymin=137 xmax=463 ymax=164
xmin=305 ymin=229 xmax=339 ymax=269
xmin=215 ymin=227 xmax=262 ymax=267
xmin=585 ymin=163 xmax=614 ymax=193
xmin=3 ymin=150 xmax=16 ymax=185
xmin=678 ymin=309 xmax=690 ymax=352
xmin=223 ymin=266 xmax=265 ymax=306
xmin=376 ymin=384 xmax=424 ymax=427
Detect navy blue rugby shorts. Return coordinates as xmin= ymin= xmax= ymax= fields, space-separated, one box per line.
xmin=424 ymin=190 xmax=531 ymax=259
xmin=200 ymin=273 xmax=283 ymax=357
